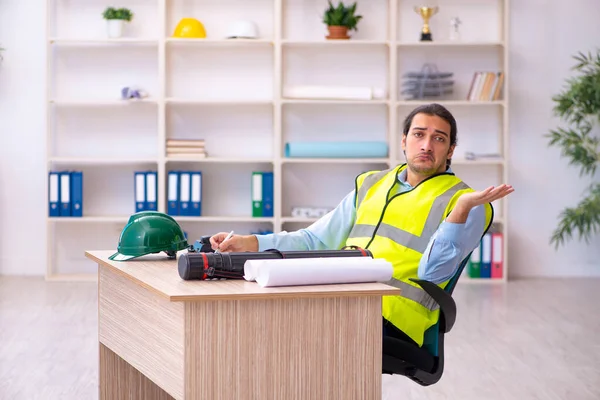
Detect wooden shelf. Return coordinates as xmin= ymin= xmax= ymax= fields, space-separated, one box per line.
xmin=46 ymin=0 xmax=510 ymax=282
xmin=48 ymin=157 xmax=157 ymax=165
xmin=397 ymin=41 xmax=505 ymax=48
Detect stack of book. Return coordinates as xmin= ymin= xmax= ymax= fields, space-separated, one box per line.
xmin=166 ymin=139 xmax=207 ymax=158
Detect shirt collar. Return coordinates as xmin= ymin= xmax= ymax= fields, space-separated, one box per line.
xmin=397 ymin=166 xmax=453 ymax=188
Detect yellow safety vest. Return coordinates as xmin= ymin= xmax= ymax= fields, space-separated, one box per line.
xmin=345 ymin=164 xmax=493 ymax=346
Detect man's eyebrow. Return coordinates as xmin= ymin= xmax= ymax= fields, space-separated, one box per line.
xmin=412 ymin=127 xmax=449 ymax=137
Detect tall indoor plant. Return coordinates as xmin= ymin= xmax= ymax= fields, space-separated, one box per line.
xmin=547 ymin=49 xmax=600 ymax=248
xmin=322 ymin=1 xmax=362 ymax=40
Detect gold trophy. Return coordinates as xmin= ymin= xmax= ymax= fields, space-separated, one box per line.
xmin=414 ymin=6 xmax=439 ymax=41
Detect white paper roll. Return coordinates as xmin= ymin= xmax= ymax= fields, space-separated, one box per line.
xmin=243 ymin=257 xmax=393 ymax=288
xmin=283 ymin=85 xmax=386 ymax=101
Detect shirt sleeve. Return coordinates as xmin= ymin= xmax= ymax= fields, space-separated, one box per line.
xmin=417 ymin=204 xmax=487 ymax=284
xmin=256 ymin=190 xmax=357 ymax=252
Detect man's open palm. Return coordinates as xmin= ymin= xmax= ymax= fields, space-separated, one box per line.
xmin=458 ymin=184 xmax=514 ymax=209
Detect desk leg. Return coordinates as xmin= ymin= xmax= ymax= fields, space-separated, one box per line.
xmin=99 ymin=343 xmax=175 ymax=400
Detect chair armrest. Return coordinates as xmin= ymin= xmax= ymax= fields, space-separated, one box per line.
xmin=409 ymin=278 xmax=457 ymax=333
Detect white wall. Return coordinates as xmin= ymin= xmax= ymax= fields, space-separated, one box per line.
xmin=0 ymin=2 xmax=47 ymax=275
xmin=508 ymin=0 xmax=600 ymax=277
xmin=0 ymin=0 xmax=598 ymax=277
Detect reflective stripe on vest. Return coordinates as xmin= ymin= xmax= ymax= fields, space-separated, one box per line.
xmin=384 ymin=278 xmax=439 ymax=311
xmin=349 ymin=181 xmax=469 ymax=253
xmin=355 ymin=169 xmax=390 ymax=207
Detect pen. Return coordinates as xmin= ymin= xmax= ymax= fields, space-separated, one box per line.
xmin=215 ymin=230 xmax=234 ymax=254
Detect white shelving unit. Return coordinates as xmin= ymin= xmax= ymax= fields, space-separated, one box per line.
xmin=46 ymin=0 xmax=509 ymax=283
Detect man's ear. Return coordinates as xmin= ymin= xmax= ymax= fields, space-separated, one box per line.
xmin=401 ymin=134 xmax=407 ymax=151
xmin=447 ymin=144 xmax=455 ymax=160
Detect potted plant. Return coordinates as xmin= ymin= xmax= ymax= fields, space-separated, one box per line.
xmin=546 ymin=49 xmax=600 ymax=249
xmin=322 ymin=1 xmax=362 ymax=40
xmin=102 ymin=7 xmax=134 ymax=38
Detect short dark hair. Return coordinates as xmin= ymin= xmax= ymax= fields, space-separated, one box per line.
xmin=402 ymin=103 xmax=457 ymax=168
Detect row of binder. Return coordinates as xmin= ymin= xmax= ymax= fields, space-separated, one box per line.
xmin=168 ymin=170 xmax=203 ymax=216
xmin=135 ymin=171 xmax=158 ymax=212
xmin=466 ymin=231 xmax=503 ymax=279
xmin=252 ymin=172 xmax=274 ymax=217
xmin=48 ymin=171 xmax=83 ymax=217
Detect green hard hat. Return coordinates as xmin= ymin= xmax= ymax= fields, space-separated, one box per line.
xmin=109 ymin=211 xmax=189 ymax=261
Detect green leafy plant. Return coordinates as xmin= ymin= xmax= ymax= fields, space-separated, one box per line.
xmin=322 ymin=1 xmax=362 ymax=31
xmin=102 ymin=7 xmax=134 ymax=22
xmin=546 ymin=49 xmax=600 ymax=249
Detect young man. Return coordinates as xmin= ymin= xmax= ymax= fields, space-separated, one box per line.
xmin=210 ymin=103 xmax=514 ymax=347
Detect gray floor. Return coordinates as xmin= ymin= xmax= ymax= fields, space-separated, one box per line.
xmin=1 ymin=277 xmax=599 ymax=400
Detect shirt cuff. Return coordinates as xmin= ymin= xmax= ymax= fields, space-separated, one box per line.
xmin=256 ymin=234 xmax=276 ymax=252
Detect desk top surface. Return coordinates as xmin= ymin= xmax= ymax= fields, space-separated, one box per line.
xmin=85 ymin=250 xmax=400 ymax=302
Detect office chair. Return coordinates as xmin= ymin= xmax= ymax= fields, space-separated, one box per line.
xmin=381 ymin=254 xmax=470 ymax=386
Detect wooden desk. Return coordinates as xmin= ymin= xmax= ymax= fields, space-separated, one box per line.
xmin=85 ymin=250 xmax=400 ymax=400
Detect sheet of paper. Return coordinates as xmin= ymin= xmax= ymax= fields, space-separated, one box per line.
xmin=243 ymin=257 xmax=393 ymax=288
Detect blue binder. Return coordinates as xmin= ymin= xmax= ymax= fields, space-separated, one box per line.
xmin=70 ymin=171 xmax=83 ymax=217
xmin=262 ymin=171 xmax=274 ymax=217
xmin=167 ymin=171 xmax=180 ymax=215
xmin=190 ymin=171 xmax=202 ymax=216
xmin=480 ymin=232 xmax=492 ymax=278
xmin=48 ymin=171 xmax=60 ymax=217
xmin=179 ymin=171 xmax=191 ymax=216
xmin=145 ymin=171 xmax=158 ymax=211
xmin=59 ymin=171 xmax=71 ymax=217
xmin=134 ymin=171 xmax=146 ymax=212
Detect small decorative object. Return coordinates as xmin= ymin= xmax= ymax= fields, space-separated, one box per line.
xmin=414 ymin=6 xmax=438 ymax=41
xmin=291 ymin=207 xmax=333 ymax=219
xmin=226 ymin=20 xmax=259 ymax=39
xmin=401 ymin=63 xmax=454 ymax=100
xmin=102 ymin=7 xmax=134 ymax=38
xmin=322 ymin=1 xmax=362 ymax=40
xmin=121 ymin=86 xmax=148 ymax=100
xmin=449 ymin=17 xmax=462 ymax=41
xmin=173 ymin=18 xmax=207 ymax=39
xmin=464 ymin=152 xmax=501 ymax=161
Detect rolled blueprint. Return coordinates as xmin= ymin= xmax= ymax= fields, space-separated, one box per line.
xmin=244 ymin=257 xmax=393 ymax=288
xmin=283 ymin=85 xmax=386 ymax=100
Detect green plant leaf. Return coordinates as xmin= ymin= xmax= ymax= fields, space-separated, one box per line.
xmin=322 ymin=1 xmax=362 ymax=31
xmin=550 ymin=183 xmax=600 ymax=248
xmin=547 ymin=48 xmax=600 ymax=248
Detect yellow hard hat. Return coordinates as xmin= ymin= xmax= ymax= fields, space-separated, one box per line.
xmin=173 ymin=18 xmax=206 ymax=38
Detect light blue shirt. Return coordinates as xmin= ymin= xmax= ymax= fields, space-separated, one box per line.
xmin=256 ymin=168 xmax=487 ymax=284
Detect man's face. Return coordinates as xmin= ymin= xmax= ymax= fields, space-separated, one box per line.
xmin=401 ymin=113 xmax=454 ymax=177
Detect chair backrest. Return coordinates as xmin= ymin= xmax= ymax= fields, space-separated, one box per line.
xmin=420 ymin=253 xmax=472 ymax=356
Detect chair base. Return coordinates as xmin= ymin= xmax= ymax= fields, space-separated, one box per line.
xmin=382 ymin=354 xmax=441 ymax=386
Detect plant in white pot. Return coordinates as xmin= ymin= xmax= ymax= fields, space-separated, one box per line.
xmin=102 ymin=7 xmax=134 ymax=38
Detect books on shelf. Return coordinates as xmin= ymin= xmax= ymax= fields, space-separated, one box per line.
xmin=465 ymin=231 xmax=504 ymax=279
xmin=167 ymin=170 xmax=203 ymax=216
xmin=166 ymin=139 xmax=207 ymax=158
xmin=48 ymin=170 xmax=83 ymax=217
xmin=466 ymin=71 xmax=504 ymax=101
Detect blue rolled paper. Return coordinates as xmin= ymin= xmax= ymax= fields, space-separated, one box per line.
xmin=285 ymin=141 xmax=388 ymax=158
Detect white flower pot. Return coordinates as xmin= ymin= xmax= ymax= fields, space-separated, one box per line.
xmin=107 ymin=19 xmax=124 ymax=38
